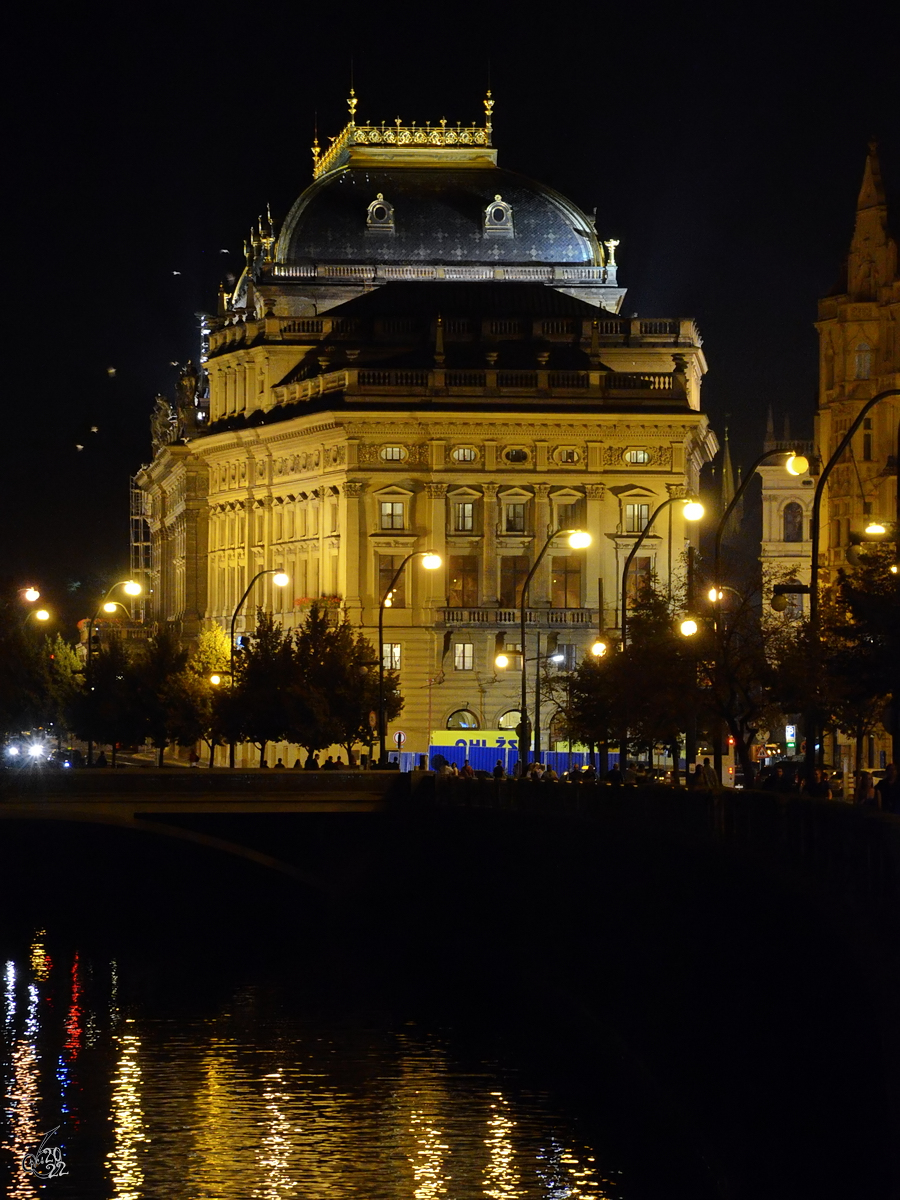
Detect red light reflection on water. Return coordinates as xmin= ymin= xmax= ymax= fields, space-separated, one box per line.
xmin=64 ymin=953 xmax=83 ymax=1060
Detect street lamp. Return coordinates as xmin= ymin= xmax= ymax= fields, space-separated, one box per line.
xmin=23 ymin=587 xmax=41 ymax=603
xmin=495 ymin=646 xmax=566 ymax=766
xmin=805 ymin=387 xmax=900 ymax=781
xmin=378 ymin=550 xmax=441 ymax=765
xmin=517 ymin=528 xmax=591 ymax=770
xmin=620 ymin=498 xmax=703 ymax=648
xmin=228 ymin=568 xmax=289 ymax=767
xmin=84 ymin=580 xmax=142 ymax=766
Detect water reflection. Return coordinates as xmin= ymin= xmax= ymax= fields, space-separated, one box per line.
xmin=0 ymin=943 xmax=626 ymax=1199
xmin=106 ymin=1026 xmax=149 ymax=1199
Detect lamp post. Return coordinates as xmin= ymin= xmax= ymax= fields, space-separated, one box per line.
xmin=517 ymin=528 xmax=591 ymax=773
xmin=804 ymin=387 xmax=900 ymax=784
xmin=228 ymin=568 xmax=289 ymax=768
xmin=378 ymin=551 xmax=441 ymax=766
xmin=618 ymin=498 xmax=702 ymax=776
xmin=620 ymin=498 xmax=703 ymax=648
xmin=495 ymin=645 xmax=566 ymax=767
xmin=85 ymin=580 xmax=142 ymax=766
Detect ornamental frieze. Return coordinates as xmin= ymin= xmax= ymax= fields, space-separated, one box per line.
xmin=424 ymin=483 xmax=448 ymax=499
xmin=584 ymin=484 xmax=606 ymax=501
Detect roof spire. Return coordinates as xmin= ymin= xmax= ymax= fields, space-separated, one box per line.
xmin=857 ymin=138 xmax=886 ymax=212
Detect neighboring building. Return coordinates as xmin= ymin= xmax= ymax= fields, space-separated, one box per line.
xmin=815 ymin=142 xmax=899 ymax=568
xmin=759 ymin=408 xmax=814 ymax=610
xmin=136 ymin=93 xmax=717 ymax=764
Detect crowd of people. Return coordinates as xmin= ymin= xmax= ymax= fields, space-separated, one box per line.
xmin=435 ymin=756 xmax=900 ymax=811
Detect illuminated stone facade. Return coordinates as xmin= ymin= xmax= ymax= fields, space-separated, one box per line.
xmin=137 ymin=95 xmax=716 ymax=762
xmin=815 ymin=143 xmax=899 ymax=566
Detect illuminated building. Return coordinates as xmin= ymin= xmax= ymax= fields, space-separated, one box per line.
xmin=136 ymin=93 xmax=716 ymax=763
xmin=814 ymin=142 xmax=899 ymax=565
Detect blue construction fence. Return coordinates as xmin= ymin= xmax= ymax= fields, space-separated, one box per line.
xmin=387 ymin=743 xmax=624 ymax=776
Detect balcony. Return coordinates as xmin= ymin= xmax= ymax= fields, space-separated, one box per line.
xmin=437 ymin=607 xmax=597 ymax=627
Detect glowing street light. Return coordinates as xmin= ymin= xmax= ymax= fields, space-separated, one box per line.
xmin=680 ymin=618 xmax=699 ymax=637
xmin=378 ymin=550 xmax=441 ymax=765
xmin=518 ymin=528 xmax=592 ymax=768
xmin=228 ymin=568 xmax=290 ymax=767
xmin=620 ymin=498 xmax=703 ymax=647
xmin=23 ymin=587 xmax=40 ymax=603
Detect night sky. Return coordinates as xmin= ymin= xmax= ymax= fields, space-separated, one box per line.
xmin=5 ymin=4 xmax=898 ymax=617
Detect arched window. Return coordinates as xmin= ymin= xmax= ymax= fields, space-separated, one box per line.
xmin=855 ymin=343 xmax=872 ymax=380
xmin=783 ymin=502 xmax=803 ymax=542
xmin=497 ymin=709 xmax=521 ymax=730
xmin=446 ymin=709 xmax=479 ymax=730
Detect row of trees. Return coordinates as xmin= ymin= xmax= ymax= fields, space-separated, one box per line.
xmin=1 ymin=600 xmax=399 ymax=767
xmin=556 ymin=548 xmax=898 ymax=784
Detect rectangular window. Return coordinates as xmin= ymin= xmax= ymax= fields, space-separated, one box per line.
xmin=625 ymin=555 xmax=652 ymax=604
xmin=453 ymin=501 xmax=475 ymax=532
xmin=505 ymin=503 xmax=526 ymax=533
xmin=863 ymin=433 xmax=872 ymax=461
xmin=555 ymin=501 xmax=579 ymax=530
xmin=551 ymin=556 xmax=581 ymax=607
xmin=379 ymin=555 xmax=406 ymax=608
xmin=380 ymin=501 xmax=405 ymax=530
xmin=382 ymin=643 xmax=401 ymax=670
xmin=454 ymin=642 xmax=474 ymax=671
xmin=625 ymin=503 xmax=649 ymax=534
xmin=554 ymin=643 xmax=579 ymax=670
xmin=448 ymin=555 xmax=478 ymax=606
xmin=500 ymin=555 xmax=530 ymax=607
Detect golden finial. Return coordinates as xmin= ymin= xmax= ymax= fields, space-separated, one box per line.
xmin=311 ymin=135 xmax=320 ymax=172
xmin=484 ymin=89 xmax=494 ymax=140
xmin=347 ymin=88 xmax=357 ymax=124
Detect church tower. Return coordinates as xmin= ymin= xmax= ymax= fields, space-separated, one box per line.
xmin=814 ymin=142 xmax=899 ymax=571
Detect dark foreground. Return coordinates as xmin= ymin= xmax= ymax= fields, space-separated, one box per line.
xmin=1 ymin=791 xmax=898 ymax=1199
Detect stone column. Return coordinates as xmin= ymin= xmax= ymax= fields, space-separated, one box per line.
xmin=423 ymin=483 xmax=448 ymax=608
xmin=584 ymin=484 xmax=606 ymax=621
xmin=339 ymin=480 xmax=366 ymax=614
xmin=482 ymin=483 xmax=499 ymax=603
xmin=533 ymin=483 xmax=552 ymax=603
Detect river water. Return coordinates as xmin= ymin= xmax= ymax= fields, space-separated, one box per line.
xmin=0 ymin=915 xmax=721 ymax=1200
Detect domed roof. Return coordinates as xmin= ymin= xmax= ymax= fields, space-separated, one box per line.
xmin=277 ymin=164 xmax=603 ymax=268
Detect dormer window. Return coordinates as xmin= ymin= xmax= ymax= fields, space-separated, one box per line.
xmin=484 ymin=194 xmax=514 ymax=237
xmin=367 ymin=193 xmax=395 ymax=232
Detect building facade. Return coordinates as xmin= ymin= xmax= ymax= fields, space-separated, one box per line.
xmin=137 ymin=94 xmax=717 ymax=764
xmin=815 ymin=143 xmax=899 ymax=565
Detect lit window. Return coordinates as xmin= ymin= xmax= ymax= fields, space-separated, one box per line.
xmin=500 ymin=556 xmax=529 ymax=606
xmin=380 ymin=445 xmax=406 ymax=461
xmin=625 ymin=503 xmax=649 ymax=533
xmin=557 ymin=447 xmax=578 ymax=464
xmin=449 ymin=556 xmax=478 ymax=606
xmin=551 ymin=557 xmax=581 ymax=608
xmin=380 ymin=501 xmax=405 ymax=530
xmin=498 ymin=709 xmax=521 ymax=729
xmin=554 ymin=643 xmax=579 ymax=670
xmin=382 ymin=643 xmax=401 ymax=670
xmin=454 ymin=501 xmax=475 ymax=532
xmin=505 ymin=503 xmax=526 ymax=533
xmin=447 ymin=709 xmax=479 ymax=729
xmin=783 ymin=502 xmax=803 ymax=542
xmin=454 ymin=643 xmax=474 ymax=671
xmin=451 ymin=446 xmax=477 ymax=463
xmin=379 ymin=556 xmax=406 ymax=607
xmin=625 ymin=449 xmax=651 ymax=464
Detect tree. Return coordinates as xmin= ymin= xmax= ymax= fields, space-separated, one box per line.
xmin=132 ymin=629 xmax=190 ymax=766
xmin=232 ymin=610 xmax=297 ymax=764
xmin=185 ymin=627 xmax=232 ymax=766
xmin=70 ymin=637 xmax=145 ymax=761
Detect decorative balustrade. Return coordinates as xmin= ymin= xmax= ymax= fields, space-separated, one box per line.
xmin=438 ymin=607 xmax=596 ymax=626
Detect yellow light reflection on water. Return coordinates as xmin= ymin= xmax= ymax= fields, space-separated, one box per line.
xmin=106 ymin=1027 xmax=149 ymax=1199
xmin=30 ymin=930 xmax=51 ymax=982
xmin=8 ymin=1040 xmax=40 ymax=1200
xmin=257 ymin=1067 xmax=297 ymax=1198
xmin=483 ymin=1091 xmax=522 ymax=1199
xmin=409 ymin=1107 xmax=451 ymax=1198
